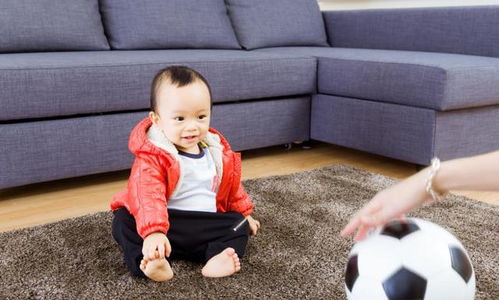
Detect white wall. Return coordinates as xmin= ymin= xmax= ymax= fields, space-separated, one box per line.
xmin=319 ymin=0 xmax=499 ymax=10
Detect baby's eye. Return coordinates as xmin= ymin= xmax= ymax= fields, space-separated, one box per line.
xmin=175 ymin=116 xmax=184 ymax=121
xmin=198 ymin=115 xmax=207 ymax=120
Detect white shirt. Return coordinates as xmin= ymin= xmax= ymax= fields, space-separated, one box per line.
xmin=167 ymin=147 xmax=217 ymax=212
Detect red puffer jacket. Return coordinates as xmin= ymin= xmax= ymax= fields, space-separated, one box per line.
xmin=110 ymin=117 xmax=254 ymax=239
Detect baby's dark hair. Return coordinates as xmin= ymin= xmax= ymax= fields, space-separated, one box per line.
xmin=150 ymin=66 xmax=213 ymax=113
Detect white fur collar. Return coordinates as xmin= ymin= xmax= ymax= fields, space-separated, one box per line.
xmin=146 ymin=123 xmax=225 ymax=195
xmin=146 ymin=123 xmax=223 ymax=155
xmin=146 ymin=123 xmax=179 ymax=155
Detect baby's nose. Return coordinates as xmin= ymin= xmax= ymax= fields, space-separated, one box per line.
xmin=185 ymin=123 xmax=198 ymax=131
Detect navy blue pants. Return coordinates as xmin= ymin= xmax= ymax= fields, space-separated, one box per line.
xmin=111 ymin=207 xmax=249 ymax=277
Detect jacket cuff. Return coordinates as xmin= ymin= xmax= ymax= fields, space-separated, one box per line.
xmin=139 ymin=225 xmax=169 ymax=240
xmin=241 ymin=206 xmax=254 ymax=217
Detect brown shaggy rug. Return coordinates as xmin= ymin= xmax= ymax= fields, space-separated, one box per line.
xmin=0 ymin=165 xmax=497 ymax=299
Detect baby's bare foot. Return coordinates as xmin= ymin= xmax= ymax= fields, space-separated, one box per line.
xmin=201 ymin=247 xmax=241 ymax=278
xmin=140 ymin=254 xmax=173 ymax=282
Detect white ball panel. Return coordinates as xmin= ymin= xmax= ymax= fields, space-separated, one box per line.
xmin=411 ymin=218 xmax=461 ymax=245
xmin=357 ymin=235 xmax=403 ymax=281
xmin=350 ymin=276 xmax=389 ymax=300
xmin=349 ymin=239 xmax=367 ymax=257
xmin=400 ymin=231 xmax=451 ymax=276
xmin=424 ymin=269 xmax=474 ymax=300
xmin=466 ymin=272 xmax=476 ymax=299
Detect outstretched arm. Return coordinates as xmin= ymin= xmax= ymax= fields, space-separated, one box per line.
xmin=341 ymin=151 xmax=499 ymax=241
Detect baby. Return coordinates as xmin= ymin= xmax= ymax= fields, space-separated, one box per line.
xmin=111 ymin=66 xmax=260 ymax=281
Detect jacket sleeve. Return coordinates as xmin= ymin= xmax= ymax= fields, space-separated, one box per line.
xmin=228 ymin=152 xmax=254 ymax=216
xmin=127 ymin=154 xmax=170 ymax=239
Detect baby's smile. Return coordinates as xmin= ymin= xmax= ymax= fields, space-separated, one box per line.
xmin=182 ymin=135 xmax=197 ymax=142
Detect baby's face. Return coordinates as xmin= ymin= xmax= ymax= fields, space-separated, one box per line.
xmin=151 ymin=80 xmax=211 ymax=154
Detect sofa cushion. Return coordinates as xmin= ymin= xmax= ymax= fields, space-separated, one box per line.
xmin=1 ymin=97 xmax=311 ymax=188
xmin=0 ymin=50 xmax=316 ymax=121
xmin=0 ymin=0 xmax=109 ymax=53
xmin=256 ymin=47 xmax=499 ymax=111
xmin=322 ymin=6 xmax=499 ymax=58
xmin=99 ymin=0 xmax=240 ymax=50
xmin=225 ymin=0 xmax=328 ymax=50
xmin=311 ymin=94 xmax=499 ymax=165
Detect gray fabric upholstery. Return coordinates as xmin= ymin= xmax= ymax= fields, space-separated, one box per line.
xmin=317 ymin=48 xmax=499 ymax=111
xmin=323 ymin=6 xmax=499 ymax=57
xmin=311 ymin=94 xmax=499 ymax=165
xmin=311 ymin=94 xmax=434 ymax=165
xmin=99 ymin=0 xmax=240 ymax=50
xmin=225 ymin=0 xmax=328 ymax=50
xmin=0 ymin=97 xmax=310 ymax=189
xmin=257 ymin=47 xmax=499 ymax=111
xmin=212 ymin=97 xmax=310 ymax=151
xmin=0 ymin=112 xmax=144 ymax=189
xmin=434 ymin=106 xmax=499 ymax=161
xmin=0 ymin=50 xmax=316 ymax=121
xmin=0 ymin=0 xmax=109 ymax=53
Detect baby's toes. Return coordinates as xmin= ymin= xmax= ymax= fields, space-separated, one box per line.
xmin=140 ymin=259 xmax=147 ymax=271
xmin=232 ymin=253 xmax=241 ymax=271
xmin=232 ymin=252 xmax=240 ymax=263
xmin=225 ymin=247 xmax=236 ymax=256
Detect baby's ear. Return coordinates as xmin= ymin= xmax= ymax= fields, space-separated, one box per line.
xmin=149 ymin=111 xmax=159 ymax=124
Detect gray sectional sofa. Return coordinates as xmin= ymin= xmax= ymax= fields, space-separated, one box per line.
xmin=1 ymin=0 xmax=499 ymax=189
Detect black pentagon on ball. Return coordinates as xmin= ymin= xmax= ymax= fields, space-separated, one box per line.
xmin=381 ymin=219 xmax=420 ymax=240
xmin=383 ymin=267 xmax=427 ymax=300
xmin=345 ymin=254 xmax=359 ymax=292
xmin=449 ymin=246 xmax=473 ymax=283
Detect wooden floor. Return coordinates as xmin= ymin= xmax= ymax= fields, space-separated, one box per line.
xmin=1 ymin=142 xmax=498 ymax=233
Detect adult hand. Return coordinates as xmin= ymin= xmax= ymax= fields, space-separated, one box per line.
xmin=341 ymin=170 xmax=433 ymax=241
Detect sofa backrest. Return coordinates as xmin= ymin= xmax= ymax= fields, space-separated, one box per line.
xmin=99 ymin=0 xmax=241 ymax=50
xmin=225 ymin=0 xmax=329 ymax=50
xmin=1 ymin=0 xmax=329 ymax=53
xmin=0 ymin=0 xmax=109 ymax=53
xmin=323 ymin=6 xmax=499 ymax=57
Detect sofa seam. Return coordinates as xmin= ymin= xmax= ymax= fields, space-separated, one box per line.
xmin=0 ymin=56 xmax=316 ymax=71
xmin=431 ymin=110 xmax=438 ymax=162
xmin=318 ymin=56 xmax=452 ymax=71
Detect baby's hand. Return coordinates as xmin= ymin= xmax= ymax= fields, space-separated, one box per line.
xmin=142 ymin=232 xmax=171 ymax=261
xmin=245 ymin=215 xmax=261 ymax=236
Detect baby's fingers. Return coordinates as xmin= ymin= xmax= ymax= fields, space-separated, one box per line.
xmin=148 ymin=247 xmax=157 ymax=261
xmin=141 ymin=245 xmax=153 ymax=261
xmin=165 ymin=239 xmax=172 ymax=257
xmin=157 ymin=244 xmax=165 ymax=259
xmin=142 ymin=245 xmax=150 ymax=260
xmin=250 ymin=225 xmax=257 ymax=236
xmin=251 ymin=222 xmax=260 ymax=235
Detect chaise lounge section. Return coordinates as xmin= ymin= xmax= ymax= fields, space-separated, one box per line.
xmin=311 ymin=7 xmax=499 ymax=165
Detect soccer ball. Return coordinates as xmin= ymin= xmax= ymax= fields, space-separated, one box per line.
xmin=344 ymin=218 xmax=475 ymax=300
